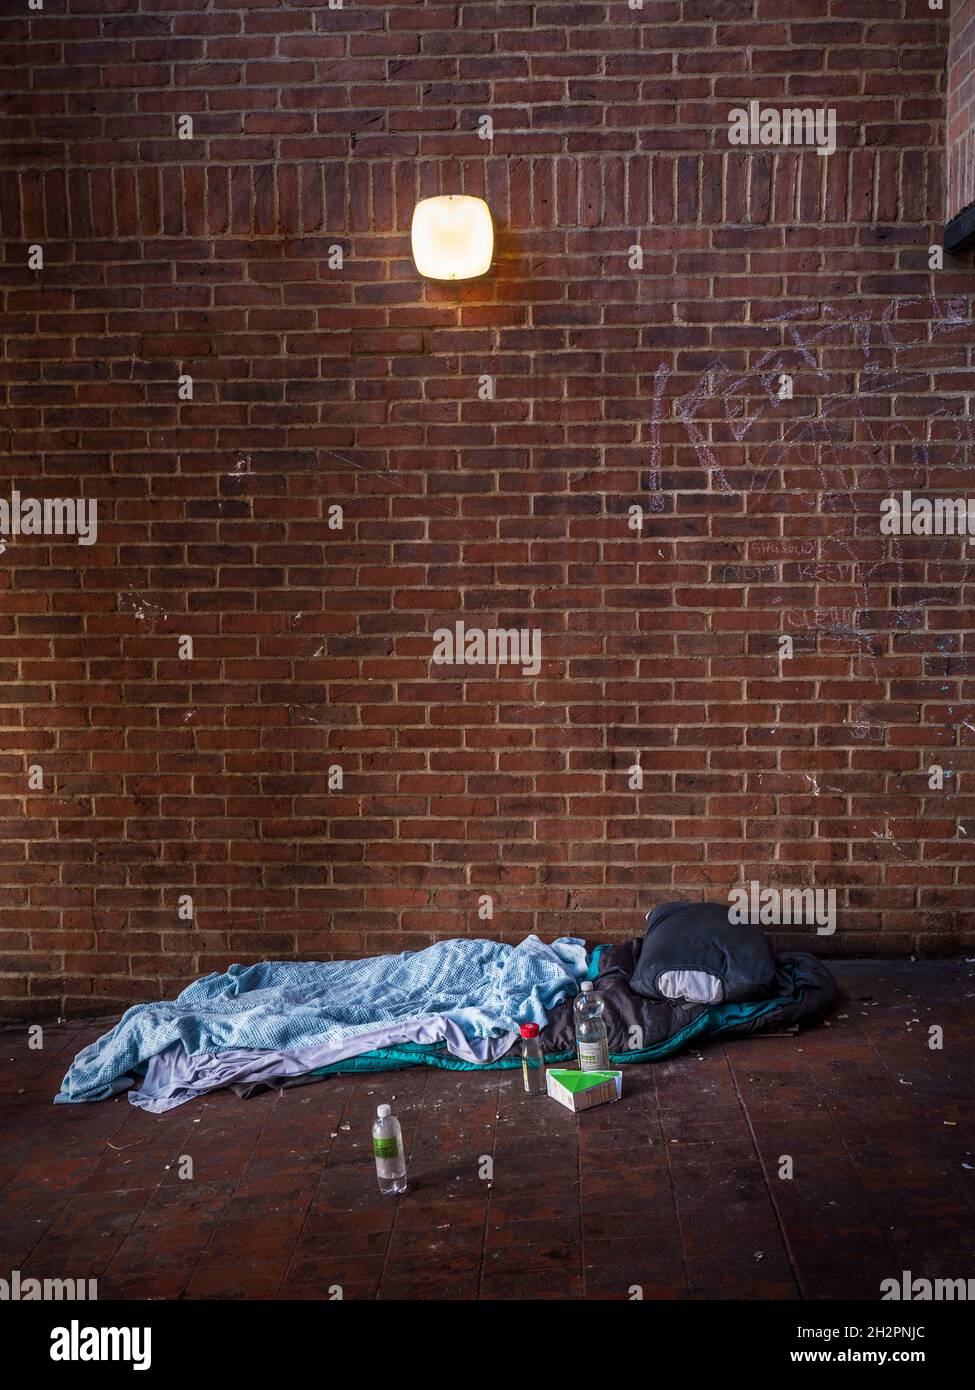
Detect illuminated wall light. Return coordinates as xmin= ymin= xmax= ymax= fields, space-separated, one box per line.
xmin=410 ymin=195 xmax=494 ymax=281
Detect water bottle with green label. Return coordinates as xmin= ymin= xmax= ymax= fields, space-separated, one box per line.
xmin=372 ymin=1103 xmax=407 ymax=1195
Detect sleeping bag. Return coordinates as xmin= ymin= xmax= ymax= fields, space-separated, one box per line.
xmin=55 ymin=906 xmax=837 ymax=1111
xmin=231 ymin=915 xmax=836 ymax=1101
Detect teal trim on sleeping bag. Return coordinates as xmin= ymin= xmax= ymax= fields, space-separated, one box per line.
xmin=313 ymin=1044 xmax=577 ymax=1076
xmin=303 ymin=955 xmax=807 ymax=1078
xmin=606 ymin=985 xmax=789 ymax=1063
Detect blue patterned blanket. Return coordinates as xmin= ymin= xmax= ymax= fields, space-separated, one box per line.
xmin=56 ymin=935 xmax=588 ymax=1104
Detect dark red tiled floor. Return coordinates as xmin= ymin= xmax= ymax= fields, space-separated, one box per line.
xmin=2 ymin=960 xmax=973 ymax=1300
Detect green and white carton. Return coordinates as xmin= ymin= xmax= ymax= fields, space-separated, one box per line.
xmin=546 ymin=1067 xmax=623 ymax=1113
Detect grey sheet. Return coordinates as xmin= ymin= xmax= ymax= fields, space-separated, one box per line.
xmin=130 ymin=1013 xmax=519 ymax=1112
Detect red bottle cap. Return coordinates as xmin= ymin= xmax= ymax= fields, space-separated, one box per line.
xmin=520 ymin=1023 xmax=540 ymax=1038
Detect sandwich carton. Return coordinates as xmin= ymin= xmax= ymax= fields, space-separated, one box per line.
xmin=545 ymin=1067 xmax=623 ymax=1113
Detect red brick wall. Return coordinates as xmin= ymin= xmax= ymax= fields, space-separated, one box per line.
xmin=949 ymin=0 xmax=975 ymax=220
xmin=1 ymin=2 xmax=973 ymax=1019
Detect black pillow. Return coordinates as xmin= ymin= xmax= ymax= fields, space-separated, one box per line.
xmin=630 ymin=901 xmax=778 ymax=1005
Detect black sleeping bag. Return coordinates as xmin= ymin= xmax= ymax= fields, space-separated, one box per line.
xmin=537 ymin=905 xmax=837 ymax=1058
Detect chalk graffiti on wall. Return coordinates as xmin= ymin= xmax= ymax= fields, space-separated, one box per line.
xmin=644 ymin=294 xmax=974 ymax=861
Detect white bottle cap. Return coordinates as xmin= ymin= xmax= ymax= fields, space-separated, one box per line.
xmin=581 ymin=980 xmax=593 ymax=992
xmin=377 ymin=1104 xmax=391 ymax=1118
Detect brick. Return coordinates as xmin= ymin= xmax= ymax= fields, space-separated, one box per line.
xmin=0 ymin=2 xmax=971 ymax=1019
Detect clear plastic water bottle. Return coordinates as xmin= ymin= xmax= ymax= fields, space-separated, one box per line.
xmin=520 ymin=1022 xmax=546 ymax=1094
xmin=574 ymin=981 xmax=609 ymax=1072
xmin=372 ymin=1103 xmax=407 ymax=1195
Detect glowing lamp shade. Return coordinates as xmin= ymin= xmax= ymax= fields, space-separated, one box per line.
xmin=411 ymin=195 xmax=493 ymax=281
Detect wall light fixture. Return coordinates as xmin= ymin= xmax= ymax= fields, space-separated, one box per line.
xmin=410 ymin=195 xmax=493 ymax=281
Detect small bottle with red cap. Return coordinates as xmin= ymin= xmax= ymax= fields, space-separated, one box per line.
xmin=519 ymin=1022 xmax=546 ymax=1095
